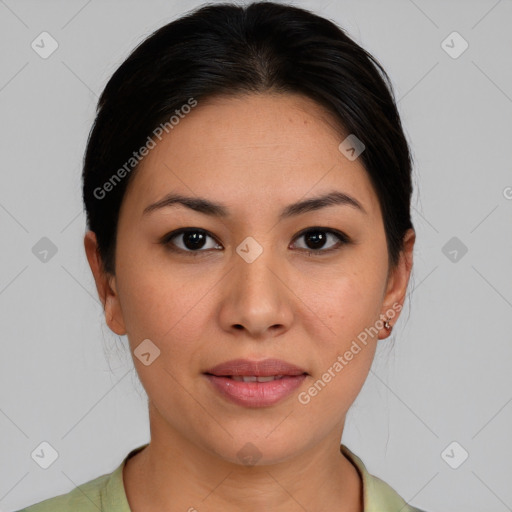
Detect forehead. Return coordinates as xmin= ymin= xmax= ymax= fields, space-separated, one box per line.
xmin=122 ymin=93 xmax=380 ymax=221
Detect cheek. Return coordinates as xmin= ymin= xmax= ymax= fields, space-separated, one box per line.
xmin=118 ymin=270 xmax=203 ymax=342
xmin=115 ymin=247 xmax=218 ymax=369
xmin=295 ymin=258 xmax=386 ymax=404
xmin=302 ymin=261 xmax=386 ymax=343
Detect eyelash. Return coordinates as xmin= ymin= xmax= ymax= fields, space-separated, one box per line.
xmin=159 ymin=227 xmax=351 ymax=257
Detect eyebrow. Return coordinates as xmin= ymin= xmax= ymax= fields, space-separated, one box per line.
xmin=142 ymin=190 xmax=367 ymax=220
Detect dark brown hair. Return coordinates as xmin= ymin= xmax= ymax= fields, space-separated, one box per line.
xmin=82 ymin=1 xmax=414 ymax=275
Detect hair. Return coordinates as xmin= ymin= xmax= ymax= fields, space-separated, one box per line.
xmin=82 ymin=1 xmax=415 ymax=277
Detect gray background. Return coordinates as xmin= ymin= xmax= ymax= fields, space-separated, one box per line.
xmin=1 ymin=0 xmax=511 ymax=511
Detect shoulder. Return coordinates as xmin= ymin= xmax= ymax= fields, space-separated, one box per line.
xmin=16 ymin=444 xmax=147 ymax=512
xmin=340 ymin=444 xmax=429 ymax=512
xmin=15 ymin=471 xmax=111 ymax=511
xmin=365 ymin=471 xmax=428 ymax=512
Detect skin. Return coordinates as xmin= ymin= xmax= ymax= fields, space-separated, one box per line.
xmin=85 ymin=92 xmax=415 ymax=512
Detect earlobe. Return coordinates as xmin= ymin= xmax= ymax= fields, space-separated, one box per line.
xmin=84 ymin=230 xmax=127 ymax=336
xmin=104 ymin=291 xmax=127 ymax=336
xmin=378 ymin=228 xmax=415 ymax=340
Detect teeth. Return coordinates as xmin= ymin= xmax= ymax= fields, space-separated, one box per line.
xmin=231 ymin=375 xmax=284 ymax=382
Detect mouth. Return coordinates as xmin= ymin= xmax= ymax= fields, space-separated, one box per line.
xmin=203 ymin=358 xmax=309 ymax=378
xmin=203 ymin=373 xmax=308 ymax=407
xmin=202 ymin=359 xmax=309 ymax=407
xmin=208 ymin=374 xmax=304 ymax=382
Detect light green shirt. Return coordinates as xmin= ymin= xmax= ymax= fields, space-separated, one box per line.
xmin=17 ymin=443 xmax=426 ymax=511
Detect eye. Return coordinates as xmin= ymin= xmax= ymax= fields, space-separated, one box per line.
xmin=160 ymin=227 xmax=350 ymax=257
xmin=291 ymin=227 xmax=350 ymax=256
xmin=161 ymin=228 xmax=221 ymax=255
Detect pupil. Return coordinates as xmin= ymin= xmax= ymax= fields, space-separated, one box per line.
xmin=306 ymin=231 xmax=325 ymax=249
xmin=184 ymin=231 xmax=206 ymax=250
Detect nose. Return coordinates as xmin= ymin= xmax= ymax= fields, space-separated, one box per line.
xmin=218 ymin=243 xmax=294 ymax=339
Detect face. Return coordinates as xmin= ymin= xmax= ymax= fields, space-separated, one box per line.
xmin=85 ymin=93 xmax=414 ymax=465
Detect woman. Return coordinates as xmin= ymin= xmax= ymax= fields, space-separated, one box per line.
xmin=18 ymin=2 xmax=426 ymax=510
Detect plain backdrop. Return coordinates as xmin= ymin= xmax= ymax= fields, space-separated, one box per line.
xmin=1 ymin=1 xmax=511 ymax=511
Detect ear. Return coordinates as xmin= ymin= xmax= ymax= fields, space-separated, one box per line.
xmin=378 ymin=228 xmax=415 ymax=340
xmin=84 ymin=230 xmax=127 ymax=336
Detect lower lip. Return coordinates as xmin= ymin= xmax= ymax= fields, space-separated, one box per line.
xmin=204 ymin=374 xmax=307 ymax=407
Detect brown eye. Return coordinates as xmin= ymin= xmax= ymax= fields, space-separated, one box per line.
xmin=162 ymin=228 xmax=222 ymax=254
xmin=160 ymin=226 xmax=350 ymax=257
xmin=291 ymin=228 xmax=350 ymax=256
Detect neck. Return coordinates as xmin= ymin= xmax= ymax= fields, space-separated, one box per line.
xmin=123 ymin=404 xmax=363 ymax=512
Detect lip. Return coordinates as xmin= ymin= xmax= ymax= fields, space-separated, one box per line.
xmin=203 ymin=358 xmax=308 ymax=408
xmin=204 ymin=358 xmax=308 ymax=377
xmin=204 ymin=374 xmax=307 ymax=407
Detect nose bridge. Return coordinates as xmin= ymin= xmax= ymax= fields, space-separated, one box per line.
xmin=220 ymin=234 xmax=292 ymax=335
xmin=234 ymin=234 xmax=280 ymax=303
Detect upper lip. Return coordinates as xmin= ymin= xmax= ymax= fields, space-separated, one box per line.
xmin=204 ymin=358 xmax=308 ymax=377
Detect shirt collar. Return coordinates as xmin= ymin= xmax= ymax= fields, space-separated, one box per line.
xmin=341 ymin=443 xmax=420 ymax=511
